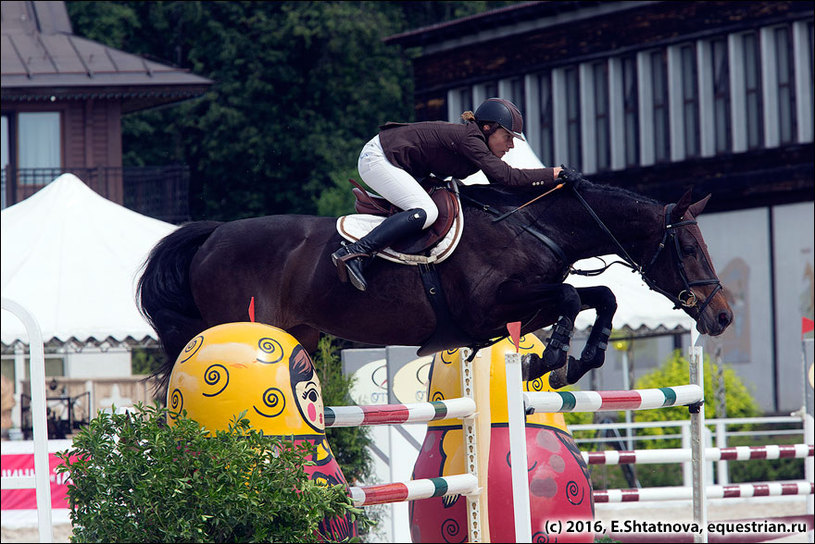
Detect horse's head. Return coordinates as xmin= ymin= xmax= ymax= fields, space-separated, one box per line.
xmin=642 ymin=189 xmax=733 ymax=336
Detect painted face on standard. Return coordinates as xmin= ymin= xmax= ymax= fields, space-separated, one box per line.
xmin=295 ymin=378 xmax=324 ymax=431
xmin=487 ymin=127 xmax=515 ymax=158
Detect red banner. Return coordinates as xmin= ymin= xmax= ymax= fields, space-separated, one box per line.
xmin=1 ymin=452 xmax=74 ymax=510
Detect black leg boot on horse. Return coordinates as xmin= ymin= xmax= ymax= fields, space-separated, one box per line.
xmin=549 ymin=286 xmax=617 ymax=389
xmin=331 ymin=208 xmax=427 ymax=291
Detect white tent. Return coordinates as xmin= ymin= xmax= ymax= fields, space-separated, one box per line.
xmin=462 ymin=139 xmax=691 ymax=334
xmin=1 ymin=174 xmax=178 ymax=345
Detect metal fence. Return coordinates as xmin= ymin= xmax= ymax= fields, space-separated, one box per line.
xmin=570 ymin=414 xmax=806 ymax=486
xmin=2 ymin=165 xmax=191 ymax=224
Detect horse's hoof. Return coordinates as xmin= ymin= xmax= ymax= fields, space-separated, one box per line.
xmin=548 ymin=364 xmax=568 ymax=389
xmin=560 ymin=352 xmax=606 ymax=386
xmin=522 ymin=352 xmax=565 ymax=381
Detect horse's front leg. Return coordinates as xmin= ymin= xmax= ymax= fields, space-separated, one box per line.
xmin=512 ymin=283 xmax=581 ymax=382
xmin=549 ymin=286 xmax=617 ymax=389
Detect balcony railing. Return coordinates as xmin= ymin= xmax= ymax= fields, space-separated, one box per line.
xmin=2 ymin=165 xmax=191 ymax=224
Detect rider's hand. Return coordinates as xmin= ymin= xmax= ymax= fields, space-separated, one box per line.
xmin=558 ymin=165 xmax=587 ymax=189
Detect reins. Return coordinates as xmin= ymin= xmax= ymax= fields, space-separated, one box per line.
xmin=567 ymin=185 xmax=723 ymax=315
xmin=491 ymin=182 xmax=565 ymax=222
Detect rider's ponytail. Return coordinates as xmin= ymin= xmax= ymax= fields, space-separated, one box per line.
xmin=462 ymin=110 xmax=499 ymax=136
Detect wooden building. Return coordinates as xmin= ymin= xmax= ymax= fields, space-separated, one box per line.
xmin=386 ymin=1 xmax=814 ymax=413
xmin=1 ymin=0 xmax=212 ymax=221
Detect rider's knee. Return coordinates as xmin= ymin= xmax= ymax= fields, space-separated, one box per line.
xmin=420 ymin=204 xmax=438 ymax=229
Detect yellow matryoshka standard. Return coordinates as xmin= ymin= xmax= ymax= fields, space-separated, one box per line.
xmin=166 ymin=322 xmax=356 ymax=541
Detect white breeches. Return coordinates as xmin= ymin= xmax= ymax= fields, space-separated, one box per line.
xmin=357 ymin=135 xmax=438 ymax=229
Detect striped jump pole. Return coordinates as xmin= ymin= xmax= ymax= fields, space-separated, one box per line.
xmin=523 ymin=384 xmax=703 ymax=414
xmin=349 ymin=474 xmax=479 ymax=507
xmin=593 ymin=480 xmax=814 ymax=503
xmin=583 ymin=443 xmax=815 ymax=465
xmin=324 ymin=397 xmax=476 ymax=428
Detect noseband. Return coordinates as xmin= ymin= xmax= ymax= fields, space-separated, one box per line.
xmin=570 ymin=189 xmax=723 ymax=319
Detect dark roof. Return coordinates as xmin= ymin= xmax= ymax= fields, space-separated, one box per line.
xmin=384 ymin=1 xmax=601 ymax=48
xmin=1 ymin=1 xmax=212 ymax=113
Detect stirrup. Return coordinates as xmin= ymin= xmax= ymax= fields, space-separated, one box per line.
xmin=331 ymin=243 xmax=370 ymax=291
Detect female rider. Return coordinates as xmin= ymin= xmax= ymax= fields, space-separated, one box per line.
xmin=332 ymin=98 xmax=565 ymax=291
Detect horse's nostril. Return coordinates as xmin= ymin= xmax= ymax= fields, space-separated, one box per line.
xmin=719 ymin=311 xmax=732 ymax=327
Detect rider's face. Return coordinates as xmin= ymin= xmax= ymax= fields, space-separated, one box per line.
xmin=487 ymin=127 xmax=515 ymax=158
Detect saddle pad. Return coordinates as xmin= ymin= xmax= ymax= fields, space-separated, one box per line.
xmin=336 ymin=206 xmax=464 ymax=266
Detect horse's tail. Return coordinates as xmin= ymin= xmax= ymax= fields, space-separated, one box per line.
xmin=136 ymin=221 xmax=222 ymax=393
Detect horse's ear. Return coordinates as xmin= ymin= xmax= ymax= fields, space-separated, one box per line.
xmin=688 ymin=194 xmax=712 ymax=217
xmin=671 ymin=188 xmax=694 ymax=222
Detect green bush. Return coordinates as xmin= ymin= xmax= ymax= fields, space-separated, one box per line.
xmin=631 ymin=350 xmax=761 ymax=487
xmin=565 ymin=349 xmax=766 ymax=489
xmin=56 ymin=403 xmax=365 ymax=543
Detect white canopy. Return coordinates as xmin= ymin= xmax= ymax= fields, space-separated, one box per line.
xmin=1 ymin=174 xmax=177 ymax=345
xmin=462 ymin=139 xmax=691 ymax=334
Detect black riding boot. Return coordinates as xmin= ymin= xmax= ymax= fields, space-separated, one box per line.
xmin=332 ymin=208 xmax=427 ymax=291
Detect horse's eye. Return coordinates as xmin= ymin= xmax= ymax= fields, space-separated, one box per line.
xmin=683 ymin=246 xmax=697 ymax=257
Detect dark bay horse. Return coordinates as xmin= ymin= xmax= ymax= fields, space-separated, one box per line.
xmin=137 ymin=179 xmax=732 ymax=392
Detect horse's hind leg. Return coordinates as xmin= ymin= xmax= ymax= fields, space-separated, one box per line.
xmin=287 ymin=325 xmax=321 ymax=354
xmin=549 ymin=286 xmax=617 ymax=389
xmin=520 ymin=284 xmax=581 ymax=381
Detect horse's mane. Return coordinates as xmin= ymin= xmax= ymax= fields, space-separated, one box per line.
xmin=459 ymin=179 xmax=661 ymax=208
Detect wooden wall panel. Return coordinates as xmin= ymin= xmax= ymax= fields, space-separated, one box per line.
xmin=63 ymin=102 xmax=86 ymax=168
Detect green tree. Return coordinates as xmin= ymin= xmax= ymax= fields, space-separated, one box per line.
xmin=66 ymin=1 xmax=523 ymax=220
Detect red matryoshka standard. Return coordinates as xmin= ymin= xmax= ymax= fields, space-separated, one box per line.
xmin=410 ymin=334 xmax=594 ymax=543
xmin=167 ymin=322 xmax=356 ymax=541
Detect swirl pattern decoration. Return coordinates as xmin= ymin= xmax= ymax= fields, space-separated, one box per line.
xmin=202 ymin=364 xmax=229 ymax=397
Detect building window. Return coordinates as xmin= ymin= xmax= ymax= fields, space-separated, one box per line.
xmin=18 ymin=112 xmax=61 ymax=184
xmin=459 ymin=88 xmax=473 ymax=118
xmin=680 ymin=44 xmax=700 ymax=157
xmin=774 ymin=26 xmax=796 ymax=144
xmin=593 ymin=61 xmax=610 ymax=171
xmin=564 ymin=67 xmax=582 ymax=170
xmin=650 ymin=50 xmax=670 ymax=162
xmin=484 ymin=81 xmax=498 ymax=99
xmin=1 ymin=115 xmax=8 ymax=209
xmin=809 ymin=21 xmax=814 ymax=125
xmin=622 ymin=55 xmax=640 ymax=167
xmin=711 ymin=37 xmax=732 ymax=153
xmin=538 ymin=72 xmax=555 ymax=167
xmin=742 ymin=31 xmax=763 ymax=149
xmin=509 ymin=77 xmax=525 ymax=112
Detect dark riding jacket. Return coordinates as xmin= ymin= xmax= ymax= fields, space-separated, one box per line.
xmin=378 ymin=120 xmax=556 ymax=187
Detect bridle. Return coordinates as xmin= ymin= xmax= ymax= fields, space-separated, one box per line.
xmin=569 ymin=186 xmax=723 ymax=317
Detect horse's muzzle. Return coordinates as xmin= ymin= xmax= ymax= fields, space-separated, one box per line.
xmin=696 ymin=303 xmax=733 ymax=336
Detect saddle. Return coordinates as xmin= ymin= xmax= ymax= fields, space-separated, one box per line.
xmin=348 ymin=177 xmax=460 ymax=255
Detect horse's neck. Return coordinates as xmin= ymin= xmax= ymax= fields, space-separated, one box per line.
xmin=460 ymin=184 xmax=663 ymax=266
xmin=561 ymin=186 xmax=663 ymax=264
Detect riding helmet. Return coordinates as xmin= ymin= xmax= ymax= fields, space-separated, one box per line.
xmin=474 ymin=98 xmax=526 ymax=141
